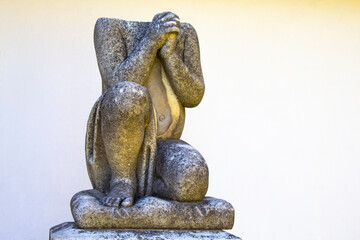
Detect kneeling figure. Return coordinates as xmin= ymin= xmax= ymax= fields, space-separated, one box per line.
xmin=85 ymin=11 xmax=208 ymax=208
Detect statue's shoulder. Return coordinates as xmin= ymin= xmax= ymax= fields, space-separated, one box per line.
xmin=95 ymin=17 xmax=150 ymax=32
xmin=94 ymin=18 xmax=150 ymax=42
xmin=180 ymin=22 xmax=196 ymax=32
xmin=94 ymin=17 xmax=126 ymax=33
xmin=180 ymin=22 xmax=199 ymax=40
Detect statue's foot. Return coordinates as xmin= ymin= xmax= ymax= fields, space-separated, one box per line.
xmin=102 ymin=181 xmax=134 ymax=208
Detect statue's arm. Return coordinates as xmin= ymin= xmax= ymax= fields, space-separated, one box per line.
xmin=94 ymin=14 xmax=181 ymax=90
xmin=160 ymin=23 xmax=205 ymax=108
xmin=94 ymin=18 xmax=158 ymax=90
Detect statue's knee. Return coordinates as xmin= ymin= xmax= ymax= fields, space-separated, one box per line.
xmin=101 ymin=81 xmax=150 ymax=118
xmin=174 ymin=155 xmax=208 ymax=202
xmin=157 ymin=140 xmax=209 ymax=202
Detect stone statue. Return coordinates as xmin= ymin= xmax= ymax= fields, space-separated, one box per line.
xmin=68 ymin=12 xmax=235 ymax=230
xmin=86 ymin=11 xmax=208 ymax=208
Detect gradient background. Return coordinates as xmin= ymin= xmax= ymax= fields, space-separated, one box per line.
xmin=1 ymin=0 xmax=360 ymax=239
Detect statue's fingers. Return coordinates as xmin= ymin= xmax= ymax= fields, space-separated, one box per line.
xmin=160 ymin=12 xmax=178 ymax=23
xmin=163 ymin=21 xmax=178 ymax=28
xmin=172 ymin=18 xmax=181 ymax=27
xmin=152 ymin=11 xmax=171 ymax=22
xmin=164 ymin=26 xmax=180 ymax=34
xmin=165 ymin=19 xmax=180 ymax=28
xmin=169 ymin=12 xmax=180 ymax=21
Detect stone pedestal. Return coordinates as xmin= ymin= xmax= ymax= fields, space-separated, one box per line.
xmin=50 ymin=222 xmax=242 ymax=240
xmin=71 ymin=190 xmax=234 ymax=229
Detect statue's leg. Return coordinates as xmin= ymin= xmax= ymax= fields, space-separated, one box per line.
xmin=100 ymin=81 xmax=152 ymax=208
xmin=152 ymin=139 xmax=209 ymax=202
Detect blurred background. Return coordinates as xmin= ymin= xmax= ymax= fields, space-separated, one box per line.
xmin=0 ymin=0 xmax=359 ymax=239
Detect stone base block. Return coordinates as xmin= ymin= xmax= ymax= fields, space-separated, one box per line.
xmin=71 ymin=190 xmax=234 ymax=229
xmin=50 ymin=222 xmax=242 ymax=240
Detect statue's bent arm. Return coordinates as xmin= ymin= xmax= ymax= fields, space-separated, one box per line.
xmin=161 ymin=23 xmax=205 ymax=108
xmin=94 ymin=14 xmax=181 ymax=92
xmin=94 ymin=18 xmax=158 ymax=90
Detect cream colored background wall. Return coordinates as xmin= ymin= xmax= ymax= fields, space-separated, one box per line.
xmin=1 ymin=0 xmax=360 ymax=239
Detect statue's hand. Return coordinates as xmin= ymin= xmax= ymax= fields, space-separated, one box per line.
xmin=146 ymin=12 xmax=180 ymax=50
xmin=159 ymin=33 xmax=178 ymax=59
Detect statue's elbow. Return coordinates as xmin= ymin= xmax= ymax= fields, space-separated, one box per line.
xmin=182 ymin=84 xmax=205 ymax=108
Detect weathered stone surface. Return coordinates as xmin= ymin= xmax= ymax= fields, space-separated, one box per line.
xmin=50 ymin=222 xmax=241 ymax=240
xmin=85 ymin=12 xmax=208 ymax=209
xmin=59 ymin=12 xmax=238 ymax=232
xmin=152 ymin=139 xmax=208 ymax=202
xmin=71 ymin=190 xmax=234 ymax=229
